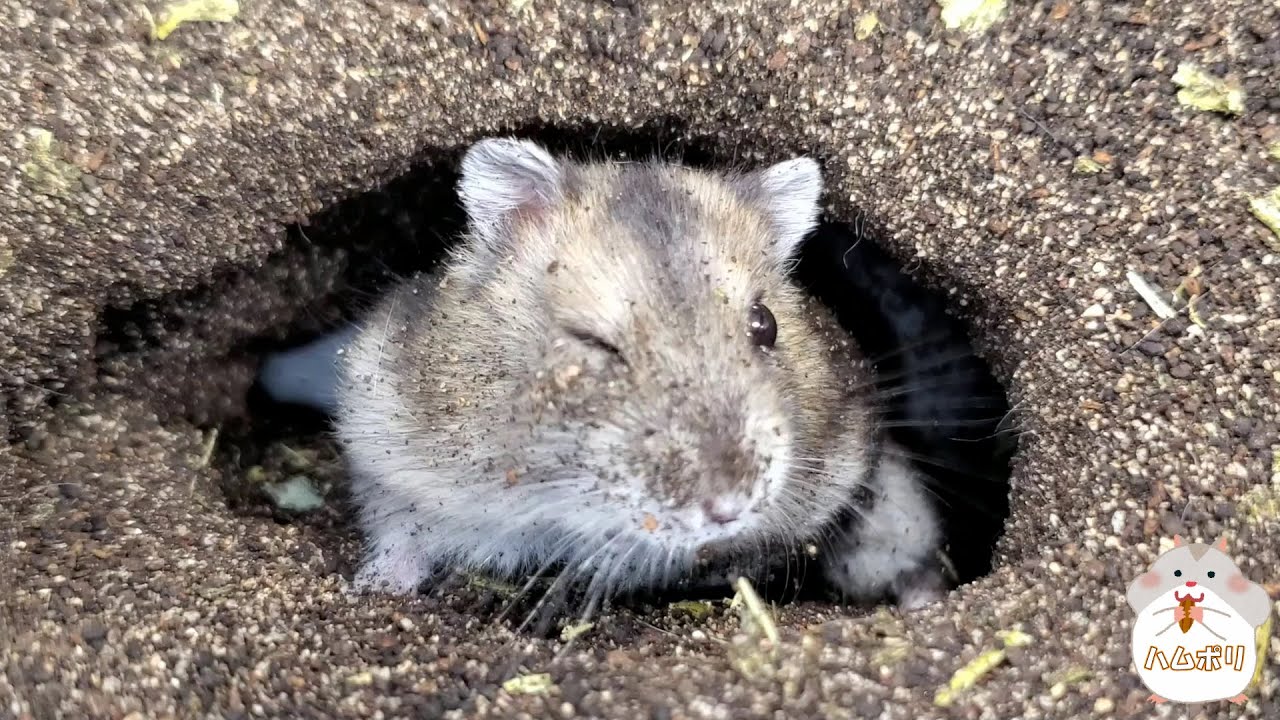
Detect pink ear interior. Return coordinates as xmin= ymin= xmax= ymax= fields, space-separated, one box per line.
xmin=1172 ymin=534 xmax=1184 ymax=547
xmin=1215 ymin=536 xmax=1229 ymax=552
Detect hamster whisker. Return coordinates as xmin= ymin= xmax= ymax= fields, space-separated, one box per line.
xmin=878 ymin=446 xmax=1008 ymax=480
xmin=913 ymin=482 xmax=1009 ymax=519
xmin=859 ymin=348 xmax=996 ymax=385
xmin=557 ymin=551 xmax=620 ymax=657
xmin=856 ymin=330 xmax=966 ymax=364
xmin=917 ymin=426 xmax=1030 ymax=445
xmin=517 ymin=531 xmax=624 ymax=636
xmin=877 ymin=451 xmax=1010 ymax=520
xmin=320 ymin=141 xmax=993 ymax=630
xmin=868 ymin=378 xmax=997 ymax=401
xmin=869 ymin=396 xmax=1011 ymax=413
xmin=780 ymin=457 xmax=838 ymax=473
xmin=874 ymin=416 xmax=1019 ymax=431
xmin=493 ymin=532 xmax=590 ymax=626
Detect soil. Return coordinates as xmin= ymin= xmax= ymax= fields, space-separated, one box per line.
xmin=2 ymin=1 xmax=1278 ymax=718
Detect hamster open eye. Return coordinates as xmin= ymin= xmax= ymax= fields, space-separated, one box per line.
xmin=1207 ymin=571 xmax=1216 ymax=578
xmin=1174 ymin=570 xmax=1182 ymax=577
xmin=747 ymin=302 xmax=777 ymax=348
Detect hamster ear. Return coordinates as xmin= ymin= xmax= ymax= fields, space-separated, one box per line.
xmin=1213 ymin=535 xmax=1229 ymax=552
xmin=1172 ymin=534 xmax=1184 ymax=548
xmin=741 ymin=157 xmax=824 ymax=264
xmin=458 ymin=137 xmax=564 ymax=244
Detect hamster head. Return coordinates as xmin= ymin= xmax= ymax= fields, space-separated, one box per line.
xmin=430 ymin=138 xmax=876 ymax=570
xmin=1126 ymin=535 xmax=1272 ymax=625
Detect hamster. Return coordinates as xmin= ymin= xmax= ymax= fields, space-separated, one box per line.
xmin=260 ymin=138 xmax=948 ymax=611
xmin=795 ymin=221 xmax=1017 ymax=586
xmin=1126 ymin=535 xmax=1272 ymax=705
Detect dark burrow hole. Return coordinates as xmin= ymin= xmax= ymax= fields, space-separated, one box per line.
xmin=91 ymin=120 xmax=1018 ymax=636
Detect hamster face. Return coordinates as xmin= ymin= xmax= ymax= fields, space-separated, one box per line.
xmin=525 ymin=165 xmax=862 ymax=547
xmin=1126 ymin=536 xmax=1273 ymax=626
xmin=387 ymin=139 xmax=876 ymax=575
xmin=1130 ymin=544 xmax=1236 ymax=606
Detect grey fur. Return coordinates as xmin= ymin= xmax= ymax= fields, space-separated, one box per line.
xmin=325 ymin=138 xmax=946 ymax=610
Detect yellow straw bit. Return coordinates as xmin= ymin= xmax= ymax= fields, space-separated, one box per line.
xmin=939 ymin=0 xmax=1007 ymax=34
xmin=1249 ymin=187 xmax=1280 ymax=252
xmin=559 ymin=621 xmax=595 ymax=642
xmin=150 ymin=0 xmax=241 ymax=41
xmin=1072 ymin=156 xmax=1104 ymax=175
xmin=727 ymin=577 xmax=783 ymax=680
xmin=1248 ymin=614 xmax=1272 ymax=693
xmin=934 ymin=629 xmax=1033 ymax=707
xmin=502 ymin=672 xmax=555 ymax=696
xmin=730 ymin=576 xmax=780 ymax=645
xmin=1172 ymin=62 xmax=1246 ymax=116
xmin=854 ymin=12 xmax=880 ymax=41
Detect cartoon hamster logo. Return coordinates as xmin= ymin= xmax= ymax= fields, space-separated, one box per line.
xmin=1126 ymin=535 xmax=1271 ymax=705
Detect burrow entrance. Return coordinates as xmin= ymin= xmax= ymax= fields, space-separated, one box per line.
xmin=90 ymin=121 xmax=1017 ymax=631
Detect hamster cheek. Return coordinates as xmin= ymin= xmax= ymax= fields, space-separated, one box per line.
xmin=1139 ymin=571 xmax=1161 ymax=588
xmin=1227 ymin=572 xmax=1249 ymax=594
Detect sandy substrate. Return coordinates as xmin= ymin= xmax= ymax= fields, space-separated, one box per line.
xmin=2 ymin=1 xmax=1278 ymax=718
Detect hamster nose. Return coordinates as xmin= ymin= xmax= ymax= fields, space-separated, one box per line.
xmin=701 ymin=497 xmax=744 ymax=525
xmin=1185 ymin=581 xmax=1198 ymax=587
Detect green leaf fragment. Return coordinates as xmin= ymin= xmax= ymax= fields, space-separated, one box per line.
xmin=559 ymin=621 xmax=594 ymax=642
xmin=855 ymin=12 xmax=880 ymax=41
xmin=0 ymin=238 xmax=12 ymax=279
xmin=939 ymin=0 xmax=1007 ymax=34
xmin=1239 ymin=479 xmax=1280 ymax=524
xmin=1073 ymin=156 xmax=1104 ymax=175
xmin=1172 ymin=62 xmax=1245 ymax=116
xmin=152 ymin=0 xmax=241 ymax=41
xmin=502 ymin=673 xmax=555 ymax=695
xmin=19 ymin=128 xmax=81 ymax=196
xmin=464 ymin=573 xmax=521 ymax=597
xmin=263 ymin=476 xmax=325 ymax=512
xmin=1048 ymin=665 xmax=1093 ymax=687
xmin=669 ymin=600 xmax=714 ymax=620
xmin=345 ymin=671 xmax=373 ymax=687
xmin=871 ymin=636 xmax=911 ymax=667
xmin=1250 ymin=187 xmax=1280 ymax=252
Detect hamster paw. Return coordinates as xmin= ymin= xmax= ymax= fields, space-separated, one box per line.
xmin=892 ymin=565 xmax=948 ymax=612
xmin=1146 ymin=694 xmax=1168 ymax=704
xmin=256 ymin=324 xmax=358 ymax=414
xmin=350 ymin=548 xmax=431 ymax=596
xmin=1227 ymin=694 xmax=1247 ymax=705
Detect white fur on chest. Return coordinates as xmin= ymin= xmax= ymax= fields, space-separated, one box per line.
xmin=821 ymin=445 xmax=944 ymax=607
